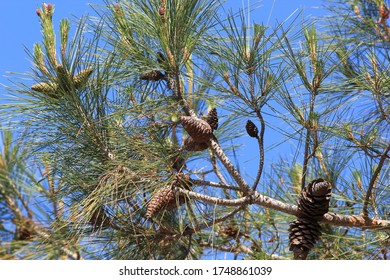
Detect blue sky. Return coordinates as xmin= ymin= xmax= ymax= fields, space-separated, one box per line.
xmin=0 ymin=0 xmax=326 ymax=87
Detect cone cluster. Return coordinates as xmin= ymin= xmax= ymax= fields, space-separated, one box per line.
xmin=146 ymin=174 xmax=192 ymax=219
xmin=288 ymin=178 xmax=332 ymax=259
xmin=31 ymin=66 xmax=93 ymax=98
xmin=181 ymin=108 xmax=218 ymax=152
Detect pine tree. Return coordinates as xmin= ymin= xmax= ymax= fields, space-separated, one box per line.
xmin=0 ymin=0 xmax=389 ymax=260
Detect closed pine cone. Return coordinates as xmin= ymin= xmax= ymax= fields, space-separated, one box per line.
xmin=245 ymin=120 xmax=259 ymax=138
xmin=205 ymin=108 xmax=218 ymax=131
xmin=180 ymin=116 xmax=212 ymax=143
xmin=183 ymin=137 xmax=208 ymax=151
xmin=140 ymin=70 xmax=165 ymax=81
xmin=146 ymin=175 xmax=192 ymax=219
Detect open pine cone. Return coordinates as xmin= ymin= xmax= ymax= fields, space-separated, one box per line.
xmin=298 ymin=178 xmax=332 ymax=219
xmin=288 ymin=217 xmax=322 ymax=260
xmin=288 ymin=178 xmax=332 ymax=259
xmin=205 ymin=108 xmax=218 ymax=131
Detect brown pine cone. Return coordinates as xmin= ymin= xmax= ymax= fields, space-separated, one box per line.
xmin=180 ymin=116 xmax=212 ymax=143
xmin=245 ymin=120 xmax=259 ymax=138
xmin=183 ymin=137 xmax=208 ymax=151
xmin=146 ymin=175 xmax=192 ymax=219
xmin=288 ymin=217 xmax=322 ymax=260
xmin=140 ymin=70 xmax=165 ymax=81
xmin=298 ymin=178 xmax=332 ymax=219
xmin=205 ymin=108 xmax=218 ymax=131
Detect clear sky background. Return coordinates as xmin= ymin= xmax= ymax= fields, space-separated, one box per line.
xmin=0 ymin=0 xmax=326 ymax=87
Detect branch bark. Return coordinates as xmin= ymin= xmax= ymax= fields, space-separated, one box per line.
xmin=176 ymin=187 xmax=390 ymax=230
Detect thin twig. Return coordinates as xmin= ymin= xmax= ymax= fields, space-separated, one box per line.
xmin=252 ymin=109 xmax=265 ymax=190
xmin=191 ymin=179 xmax=242 ymax=192
xmin=362 ymin=143 xmax=390 ymax=217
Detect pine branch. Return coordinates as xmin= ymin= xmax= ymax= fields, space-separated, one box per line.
xmin=362 ymin=143 xmax=390 ymax=217
xmin=176 ymin=187 xmax=390 ymax=230
xmin=190 ymin=179 xmax=242 ymax=192
xmin=207 ymin=137 xmax=251 ymax=194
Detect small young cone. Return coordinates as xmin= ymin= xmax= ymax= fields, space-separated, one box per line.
xmin=140 ymin=70 xmax=165 ymax=81
xmin=183 ymin=137 xmax=208 ymax=151
xmin=205 ymin=108 xmax=218 ymax=131
xmin=245 ymin=120 xmax=259 ymax=138
xmin=31 ymin=82 xmax=58 ymax=94
xmin=74 ymin=67 xmax=93 ymax=89
xmin=180 ymin=116 xmax=212 ymax=143
xmin=56 ymin=64 xmax=73 ymax=91
xmin=288 ymin=218 xmax=322 ymax=260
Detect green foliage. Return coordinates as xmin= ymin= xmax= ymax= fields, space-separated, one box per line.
xmin=0 ymin=0 xmax=389 ymax=260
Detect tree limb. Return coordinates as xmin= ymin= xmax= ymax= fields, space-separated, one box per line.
xmin=177 ymin=187 xmax=390 ymax=230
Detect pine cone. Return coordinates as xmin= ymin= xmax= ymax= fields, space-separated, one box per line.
xmin=14 ymin=218 xmax=34 ymax=241
xmin=298 ymin=178 xmax=332 ymax=219
xmin=166 ymin=76 xmax=177 ymax=91
xmin=245 ymin=120 xmax=259 ymax=138
xmin=288 ymin=218 xmax=322 ymax=260
xmin=183 ymin=137 xmax=208 ymax=151
xmin=205 ymin=108 xmax=218 ymax=131
xmin=31 ymin=82 xmax=58 ymax=94
xmin=157 ymin=51 xmax=166 ymax=66
xmin=56 ymin=64 xmax=73 ymax=91
xmin=180 ymin=116 xmax=212 ymax=143
xmin=146 ymin=176 xmax=192 ymax=219
xmin=74 ymin=67 xmax=93 ymax=89
xmin=140 ymin=70 xmax=165 ymax=81
xmin=218 ymin=225 xmax=239 ymax=239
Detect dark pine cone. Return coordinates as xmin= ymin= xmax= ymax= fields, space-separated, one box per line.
xmin=245 ymin=120 xmax=259 ymax=138
xmin=205 ymin=108 xmax=218 ymax=131
xmin=140 ymin=70 xmax=165 ymax=81
xmin=298 ymin=178 xmax=332 ymax=219
xmin=183 ymin=137 xmax=209 ymax=151
xmin=288 ymin=217 xmax=322 ymax=260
